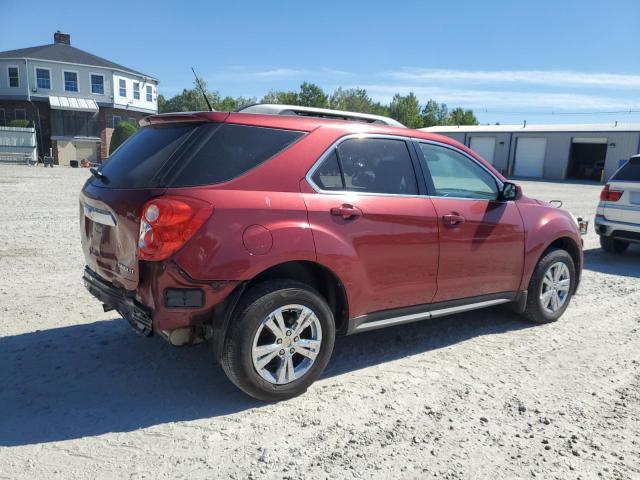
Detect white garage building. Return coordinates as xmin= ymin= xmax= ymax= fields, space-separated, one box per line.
xmin=421 ymin=123 xmax=640 ymax=182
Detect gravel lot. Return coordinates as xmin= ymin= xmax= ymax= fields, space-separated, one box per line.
xmin=0 ymin=165 xmax=638 ymax=480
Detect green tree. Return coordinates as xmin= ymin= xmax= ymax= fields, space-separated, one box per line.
xmin=109 ymin=121 xmax=139 ymax=154
xmin=329 ymin=87 xmax=387 ymax=115
xmin=421 ymin=100 xmax=449 ymax=127
xmin=158 ymin=77 xmax=254 ymax=113
xmin=388 ymin=92 xmax=423 ymax=128
xmin=261 ymin=89 xmax=299 ymax=105
xmin=448 ymin=107 xmax=478 ymax=126
xmin=297 ymin=82 xmax=328 ymax=108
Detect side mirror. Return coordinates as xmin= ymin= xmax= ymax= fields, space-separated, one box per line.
xmin=500 ymin=181 xmax=522 ymax=201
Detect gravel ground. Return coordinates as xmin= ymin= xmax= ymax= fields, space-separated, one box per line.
xmin=0 ymin=165 xmax=638 ymax=480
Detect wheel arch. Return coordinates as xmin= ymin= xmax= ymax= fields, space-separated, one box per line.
xmin=244 ymin=260 xmax=350 ymax=333
xmin=531 ymin=235 xmax=582 ymax=294
xmin=209 ymin=260 xmax=350 ymax=362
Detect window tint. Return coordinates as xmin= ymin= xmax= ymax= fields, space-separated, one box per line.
xmin=418 ymin=143 xmax=499 ymax=200
xmin=311 ymin=150 xmax=344 ymax=190
xmin=170 ymin=124 xmax=304 ymax=187
xmin=612 ymin=157 xmax=640 ymax=181
xmin=96 ymin=124 xmax=195 ymax=189
xmin=335 ymin=138 xmax=418 ymax=195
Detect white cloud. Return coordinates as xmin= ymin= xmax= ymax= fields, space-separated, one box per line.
xmin=389 ymin=69 xmax=640 ymax=89
xmin=357 ymin=84 xmax=640 ymax=111
xmin=206 ymin=66 xmax=353 ymax=82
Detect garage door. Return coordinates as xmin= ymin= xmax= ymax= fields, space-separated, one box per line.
xmin=514 ymin=138 xmax=546 ymax=177
xmin=469 ymin=137 xmax=496 ymax=165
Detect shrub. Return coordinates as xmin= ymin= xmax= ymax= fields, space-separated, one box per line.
xmin=7 ymin=119 xmax=31 ymax=128
xmin=109 ymin=121 xmax=139 ymax=154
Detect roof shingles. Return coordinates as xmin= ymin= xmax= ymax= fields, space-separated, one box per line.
xmin=0 ymin=43 xmax=156 ymax=80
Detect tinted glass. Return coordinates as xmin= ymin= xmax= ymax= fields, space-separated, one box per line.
xmin=612 ymin=157 xmax=640 ymax=181
xmin=170 ymin=124 xmax=303 ymax=187
xmin=311 ymin=150 xmax=344 ymax=190
xmin=336 ymin=138 xmax=418 ymax=195
xmin=95 ymin=124 xmax=195 ymax=188
xmin=418 ymin=143 xmax=499 ymax=200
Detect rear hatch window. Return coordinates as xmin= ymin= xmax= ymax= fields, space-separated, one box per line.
xmin=93 ymin=123 xmax=304 ymax=189
xmin=611 ymin=157 xmax=640 ymax=182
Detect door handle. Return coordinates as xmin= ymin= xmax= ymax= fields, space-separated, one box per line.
xmin=442 ymin=213 xmax=465 ymax=226
xmin=330 ymin=204 xmax=362 ymax=219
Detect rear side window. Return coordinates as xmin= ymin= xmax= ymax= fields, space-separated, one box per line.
xmin=311 ymin=150 xmax=343 ymax=190
xmin=171 ymin=124 xmax=304 ymax=186
xmin=612 ymin=157 xmax=640 ymax=181
xmin=93 ymin=123 xmax=303 ymax=188
xmin=311 ymin=138 xmax=418 ymax=195
xmin=96 ymin=124 xmax=195 ymax=189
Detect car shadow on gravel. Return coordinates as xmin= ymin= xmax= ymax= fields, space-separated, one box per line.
xmin=0 ymin=319 xmax=262 ymax=447
xmin=0 ymin=307 xmax=532 ymax=447
xmin=583 ymin=246 xmax=640 ymax=278
xmin=325 ymin=306 xmax=533 ymax=378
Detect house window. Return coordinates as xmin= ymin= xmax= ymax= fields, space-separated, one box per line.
xmin=64 ymin=71 xmax=78 ymax=92
xmin=36 ymin=68 xmax=51 ymax=89
xmin=8 ymin=67 xmax=19 ymax=87
xmin=91 ymin=74 xmax=104 ymax=95
xmin=118 ymin=79 xmax=126 ymax=97
xmin=0 ymin=109 xmax=5 ymax=126
xmin=15 ymin=109 xmax=27 ymax=120
xmin=113 ymin=115 xmax=122 ymax=128
xmin=133 ymin=82 xmax=140 ymax=100
xmin=146 ymin=85 xmax=153 ymax=102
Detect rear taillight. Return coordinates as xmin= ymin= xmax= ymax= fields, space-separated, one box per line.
xmin=138 ymin=196 xmax=213 ymax=261
xmin=600 ymin=184 xmax=623 ymax=202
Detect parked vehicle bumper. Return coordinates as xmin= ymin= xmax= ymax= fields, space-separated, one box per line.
xmin=594 ymin=216 xmax=640 ymax=244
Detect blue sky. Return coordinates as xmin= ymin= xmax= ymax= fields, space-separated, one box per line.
xmin=2 ymin=0 xmax=640 ymax=124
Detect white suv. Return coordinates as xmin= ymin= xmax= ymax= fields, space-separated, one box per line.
xmin=596 ymin=154 xmax=640 ymax=253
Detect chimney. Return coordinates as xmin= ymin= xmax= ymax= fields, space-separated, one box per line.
xmin=54 ymin=31 xmax=70 ymax=45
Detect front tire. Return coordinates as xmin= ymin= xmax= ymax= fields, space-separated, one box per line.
xmin=221 ymin=280 xmax=335 ymax=401
xmin=522 ymin=248 xmax=576 ymax=324
xmin=600 ymin=236 xmax=629 ymax=253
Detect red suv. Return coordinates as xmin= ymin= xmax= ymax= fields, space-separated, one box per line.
xmin=80 ymin=104 xmax=584 ymax=401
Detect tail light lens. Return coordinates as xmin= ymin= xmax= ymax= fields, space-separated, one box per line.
xmin=600 ymin=184 xmax=623 ymax=202
xmin=138 ymin=196 xmax=213 ymax=261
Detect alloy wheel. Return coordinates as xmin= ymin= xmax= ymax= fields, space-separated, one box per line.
xmin=539 ymin=261 xmax=571 ymax=314
xmin=251 ymin=304 xmax=323 ymax=385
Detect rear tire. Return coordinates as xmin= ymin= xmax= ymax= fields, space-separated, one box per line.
xmin=522 ymin=248 xmax=575 ymax=324
xmin=600 ymin=236 xmax=629 ymax=253
xmin=221 ymin=280 xmax=335 ymax=402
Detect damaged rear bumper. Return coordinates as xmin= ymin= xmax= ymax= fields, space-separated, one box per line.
xmin=83 ymin=267 xmax=153 ymax=336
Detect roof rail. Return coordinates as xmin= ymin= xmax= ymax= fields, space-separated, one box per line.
xmin=236 ymin=104 xmax=405 ymax=128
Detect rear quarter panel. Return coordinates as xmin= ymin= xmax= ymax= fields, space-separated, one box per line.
xmin=170 ymin=189 xmax=317 ymax=281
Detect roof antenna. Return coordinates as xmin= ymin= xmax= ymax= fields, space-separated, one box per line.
xmin=191 ymin=67 xmax=213 ymax=112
